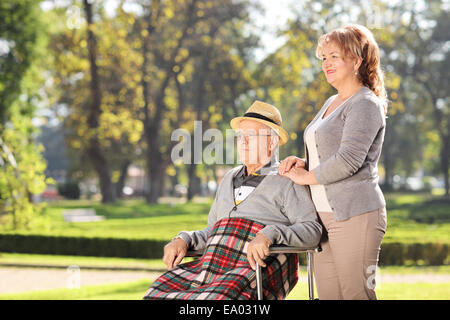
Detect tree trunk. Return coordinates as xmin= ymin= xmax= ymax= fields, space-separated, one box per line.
xmin=86 ymin=140 xmax=115 ymax=202
xmin=187 ymin=56 xmax=209 ymax=201
xmin=422 ymin=83 xmax=449 ymax=198
xmin=169 ymin=166 xmax=179 ymax=196
xmin=186 ymin=137 xmax=198 ymax=201
xmin=382 ymin=147 xmax=394 ymax=191
xmin=83 ymin=0 xmax=115 ymax=203
xmin=115 ymin=159 xmax=131 ymax=198
xmin=140 ymin=0 xmax=198 ymax=203
xmin=145 ymin=123 xmax=163 ymax=203
xmin=159 ymin=160 xmax=168 ymax=197
xmin=440 ymin=134 xmax=450 ymax=198
xmin=187 ymin=168 xmax=201 ymax=200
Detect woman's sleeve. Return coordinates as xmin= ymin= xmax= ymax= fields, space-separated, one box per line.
xmin=259 ymin=182 xmax=322 ymax=248
xmin=313 ymin=97 xmax=384 ymax=185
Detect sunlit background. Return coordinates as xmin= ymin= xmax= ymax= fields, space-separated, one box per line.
xmin=0 ymin=0 xmax=448 ymax=300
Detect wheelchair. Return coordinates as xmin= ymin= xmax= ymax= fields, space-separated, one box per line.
xmin=186 ymin=245 xmax=322 ymax=300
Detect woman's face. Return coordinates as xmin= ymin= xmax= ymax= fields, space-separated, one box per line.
xmin=320 ymin=41 xmax=359 ymax=89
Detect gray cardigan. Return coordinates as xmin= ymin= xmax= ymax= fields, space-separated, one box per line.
xmin=178 ymin=162 xmax=322 ymax=251
xmin=304 ymin=85 xmax=386 ymax=221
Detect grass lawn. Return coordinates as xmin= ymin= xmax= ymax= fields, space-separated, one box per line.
xmin=1 ymin=274 xmax=448 ymax=300
xmin=1 ymin=192 xmax=447 ymax=300
xmin=1 ymin=253 xmax=449 ymax=274
xmin=382 ymin=193 xmax=450 ymax=244
xmin=0 ymin=193 xmax=448 ymax=245
xmin=0 ymin=252 xmax=167 ymax=269
xmin=0 ymin=279 xmax=151 ymax=300
xmin=0 ymin=198 xmax=212 ymax=240
xmin=0 ymin=254 xmax=448 ymax=300
xmin=287 ymin=282 xmax=450 ymax=300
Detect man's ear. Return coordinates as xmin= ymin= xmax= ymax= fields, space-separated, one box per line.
xmin=270 ymin=135 xmax=279 ymax=152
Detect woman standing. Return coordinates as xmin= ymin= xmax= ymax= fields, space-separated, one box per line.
xmin=279 ymin=24 xmax=388 ymax=300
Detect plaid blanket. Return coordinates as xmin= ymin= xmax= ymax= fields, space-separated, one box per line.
xmin=143 ymin=218 xmax=298 ymax=300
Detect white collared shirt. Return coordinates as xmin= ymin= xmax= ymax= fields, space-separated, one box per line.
xmin=304 ymin=96 xmax=352 ymax=213
xmin=305 ymin=115 xmax=334 ymax=213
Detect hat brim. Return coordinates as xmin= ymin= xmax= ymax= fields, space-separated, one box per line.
xmin=230 ymin=117 xmax=289 ymax=146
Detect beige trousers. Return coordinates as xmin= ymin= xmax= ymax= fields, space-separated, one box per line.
xmin=313 ymin=207 xmax=387 ymax=300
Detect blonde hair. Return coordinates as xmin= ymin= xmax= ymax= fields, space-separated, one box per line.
xmin=316 ymin=24 xmax=388 ymax=114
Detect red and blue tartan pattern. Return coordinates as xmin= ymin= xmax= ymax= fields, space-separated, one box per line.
xmin=143 ymin=218 xmax=298 ymax=300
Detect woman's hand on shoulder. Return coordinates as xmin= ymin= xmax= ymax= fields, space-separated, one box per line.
xmin=278 ymin=156 xmax=306 ymax=175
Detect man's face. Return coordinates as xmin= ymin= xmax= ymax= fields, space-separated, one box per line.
xmin=236 ymin=119 xmax=277 ymax=166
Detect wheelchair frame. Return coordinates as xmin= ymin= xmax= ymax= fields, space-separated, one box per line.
xmin=186 ymin=245 xmax=321 ymax=300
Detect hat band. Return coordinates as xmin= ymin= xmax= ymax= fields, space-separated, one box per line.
xmin=243 ymin=112 xmax=278 ymax=125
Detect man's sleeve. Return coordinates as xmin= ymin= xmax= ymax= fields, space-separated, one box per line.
xmin=260 ymin=182 xmax=322 ymax=248
xmin=176 ymin=185 xmax=220 ymax=251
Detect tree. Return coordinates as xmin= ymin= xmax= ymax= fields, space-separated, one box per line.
xmin=82 ymin=0 xmax=116 ymax=203
xmin=254 ymin=0 xmax=448 ymax=196
xmin=48 ymin=1 xmax=144 ymax=201
xmin=408 ymin=0 xmax=449 ymax=196
xmin=0 ymin=0 xmax=51 ymax=229
xmin=381 ymin=0 xmax=449 ymax=195
xmin=131 ymin=0 xmax=255 ymax=203
xmin=252 ymin=0 xmax=344 ymax=160
xmin=0 ymin=0 xmax=42 ymax=123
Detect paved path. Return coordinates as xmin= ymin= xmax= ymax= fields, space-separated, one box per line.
xmin=1 ymin=266 xmax=449 ymax=294
xmin=0 ymin=266 xmax=160 ymax=294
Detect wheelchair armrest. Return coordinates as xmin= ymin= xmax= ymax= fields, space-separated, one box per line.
xmin=268 ymin=244 xmax=322 ymax=254
xmin=187 ymin=245 xmax=322 ymax=257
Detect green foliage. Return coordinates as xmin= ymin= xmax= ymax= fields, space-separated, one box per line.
xmin=0 ymin=233 xmax=447 ymax=264
xmin=57 ymin=180 xmax=81 ymax=200
xmin=38 ymin=0 xmax=449 ymax=202
xmin=379 ymin=242 xmax=449 ymax=266
xmin=0 ymin=199 xmax=211 ymax=240
xmin=46 ymin=0 xmax=258 ymax=202
xmin=0 ymin=0 xmax=45 ymax=123
xmin=0 ymin=194 xmax=448 ymax=264
xmin=0 ymin=0 xmax=51 ymax=230
xmin=251 ymin=0 xmax=449 ymax=194
xmin=0 ymin=279 xmax=152 ymax=300
xmin=0 ymin=276 xmax=448 ymax=300
xmin=0 ymin=234 xmax=166 ymax=259
xmin=0 ymin=194 xmax=447 ymax=243
xmin=0 ymin=113 xmax=53 ymax=230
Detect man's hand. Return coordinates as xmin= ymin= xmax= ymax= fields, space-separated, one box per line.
xmin=163 ymin=237 xmax=188 ymax=270
xmin=247 ymin=233 xmax=272 ymax=270
xmin=278 ymin=156 xmax=306 ymax=175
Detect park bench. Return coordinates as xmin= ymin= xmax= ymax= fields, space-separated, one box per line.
xmin=62 ymin=208 xmax=105 ymax=222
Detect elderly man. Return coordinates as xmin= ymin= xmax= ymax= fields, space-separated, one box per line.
xmin=144 ymin=101 xmax=322 ymax=300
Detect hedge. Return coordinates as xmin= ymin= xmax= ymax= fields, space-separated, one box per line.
xmin=0 ymin=234 xmax=448 ymax=265
xmin=298 ymin=242 xmax=449 ymax=266
xmin=0 ymin=234 xmax=166 ymax=259
xmin=378 ymin=242 xmax=449 ymax=266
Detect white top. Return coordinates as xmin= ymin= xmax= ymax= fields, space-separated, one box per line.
xmin=305 ymin=95 xmax=352 ymax=213
xmin=234 ymin=185 xmax=255 ymax=205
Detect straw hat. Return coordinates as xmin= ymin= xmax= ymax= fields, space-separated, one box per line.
xmin=230 ymin=100 xmax=289 ymax=146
